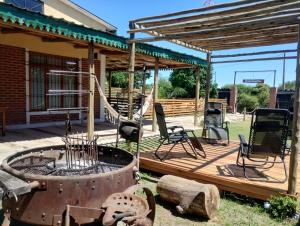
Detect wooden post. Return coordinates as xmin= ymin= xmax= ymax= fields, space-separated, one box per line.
xmin=152 ymin=58 xmax=159 ymax=132
xmin=87 ymin=42 xmax=95 ymax=142
xmin=203 ymin=53 xmax=211 ymax=136
xmin=108 ymin=71 xmax=112 ymax=101
xmin=288 ymin=24 xmax=300 ymax=195
xmin=128 ymin=34 xmax=136 ymax=120
xmin=194 ymin=66 xmax=200 ymax=126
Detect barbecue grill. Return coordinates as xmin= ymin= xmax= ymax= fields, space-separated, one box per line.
xmin=0 ymin=140 xmax=155 ymax=226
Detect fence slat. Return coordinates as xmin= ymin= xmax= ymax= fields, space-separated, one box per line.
xmin=145 ymin=98 xmax=227 ymax=117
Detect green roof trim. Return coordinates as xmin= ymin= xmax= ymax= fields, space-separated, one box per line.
xmin=0 ymin=3 xmax=206 ymax=66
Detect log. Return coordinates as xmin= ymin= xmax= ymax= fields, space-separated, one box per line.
xmin=157 ymin=175 xmax=220 ymax=219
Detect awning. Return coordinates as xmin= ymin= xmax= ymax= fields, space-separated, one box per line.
xmin=0 ymin=2 xmax=206 ymax=68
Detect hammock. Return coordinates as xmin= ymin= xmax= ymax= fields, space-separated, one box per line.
xmin=95 ymin=77 xmax=153 ymax=123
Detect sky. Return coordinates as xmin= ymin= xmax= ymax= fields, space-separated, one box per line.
xmin=72 ymin=0 xmax=297 ymax=88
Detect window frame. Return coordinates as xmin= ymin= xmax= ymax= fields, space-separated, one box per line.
xmin=29 ymin=52 xmax=79 ymax=112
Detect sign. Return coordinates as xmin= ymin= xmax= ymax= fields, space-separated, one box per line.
xmin=243 ymin=79 xmax=264 ymax=84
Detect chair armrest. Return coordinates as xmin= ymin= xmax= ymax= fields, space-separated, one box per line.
xmin=167 ymin=125 xmax=184 ymax=132
xmin=239 ymin=134 xmax=248 ymax=146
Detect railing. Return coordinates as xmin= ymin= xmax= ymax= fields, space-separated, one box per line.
xmin=144 ymin=98 xmax=227 ymax=117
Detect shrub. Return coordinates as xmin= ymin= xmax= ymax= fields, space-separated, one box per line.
xmin=237 ymin=93 xmax=259 ymax=112
xmin=267 ymin=195 xmax=297 ymax=220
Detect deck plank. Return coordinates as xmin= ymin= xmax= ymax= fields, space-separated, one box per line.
xmin=140 ymin=140 xmax=298 ymax=200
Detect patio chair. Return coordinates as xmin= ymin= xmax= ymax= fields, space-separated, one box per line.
xmin=154 ymin=103 xmax=205 ymax=161
xmin=204 ymin=107 xmax=229 ymax=145
xmin=236 ymin=108 xmax=289 ymax=182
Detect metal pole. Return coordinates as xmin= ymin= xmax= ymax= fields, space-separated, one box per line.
xmin=288 ymin=24 xmax=300 ymax=195
xmin=283 ymin=53 xmax=286 ymax=90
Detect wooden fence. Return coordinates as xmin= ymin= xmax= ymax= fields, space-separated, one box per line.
xmin=144 ymin=98 xmax=227 ymax=117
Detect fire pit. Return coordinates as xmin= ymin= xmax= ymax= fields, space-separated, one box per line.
xmin=0 ymin=141 xmax=154 ymax=226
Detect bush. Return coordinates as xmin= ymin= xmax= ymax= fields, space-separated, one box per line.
xmin=237 ymin=93 xmax=259 ymax=112
xmin=267 ymin=195 xmax=297 ymax=220
xmin=158 ymin=79 xmax=172 ymax=98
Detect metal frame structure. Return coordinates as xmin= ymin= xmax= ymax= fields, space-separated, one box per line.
xmin=233 ymin=70 xmax=277 ymax=86
xmin=127 ymin=0 xmax=300 ymax=195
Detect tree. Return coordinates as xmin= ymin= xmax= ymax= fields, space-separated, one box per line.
xmin=278 ymin=81 xmax=296 ymax=90
xmin=256 ymin=84 xmax=270 ymax=107
xmin=111 ymin=71 xmax=128 ymax=88
xmin=169 ymin=66 xmax=216 ymax=98
xmin=238 ymin=93 xmax=259 ymax=112
xmin=158 ymin=78 xmax=172 ymax=98
xmin=110 ymin=71 xmax=151 ymax=89
xmin=223 ymin=83 xmax=270 ymax=112
xmin=169 ymin=68 xmax=196 ymax=98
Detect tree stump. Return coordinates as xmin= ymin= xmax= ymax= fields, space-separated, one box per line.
xmin=157 ymin=175 xmax=220 ymax=219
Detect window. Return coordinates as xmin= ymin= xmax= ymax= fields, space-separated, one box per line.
xmin=30 ymin=53 xmax=78 ymax=111
xmin=5 ymin=0 xmax=44 ymax=13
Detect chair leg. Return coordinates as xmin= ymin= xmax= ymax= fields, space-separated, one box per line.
xmin=242 ymin=156 xmax=248 ymax=179
xmin=242 ymin=156 xmax=288 ymax=183
xmin=236 ymin=147 xmax=243 ymax=167
xmin=281 ymin=158 xmax=288 ymax=183
xmin=182 ymin=141 xmax=198 ymax=159
xmin=154 ymin=139 xmax=165 ymax=161
xmin=155 ymin=141 xmax=177 ymax=162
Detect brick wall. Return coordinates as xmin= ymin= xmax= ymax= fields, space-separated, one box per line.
xmin=30 ymin=113 xmax=79 ymax=123
xmin=0 ymin=44 xmax=26 ymax=124
xmin=0 ymin=45 xmax=102 ymax=125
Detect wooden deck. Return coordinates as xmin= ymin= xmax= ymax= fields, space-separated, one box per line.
xmin=140 ymin=139 xmax=299 ymax=200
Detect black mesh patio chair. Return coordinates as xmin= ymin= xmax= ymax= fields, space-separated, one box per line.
xmin=204 ymin=107 xmax=229 ymax=145
xmin=154 ymin=103 xmax=206 ymax=161
xmin=236 ymin=108 xmax=289 ymax=182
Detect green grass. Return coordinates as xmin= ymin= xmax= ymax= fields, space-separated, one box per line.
xmin=228 ymin=119 xmax=251 ymax=141
xmin=140 ymin=172 xmax=298 ymax=226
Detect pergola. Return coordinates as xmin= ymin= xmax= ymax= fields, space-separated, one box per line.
xmin=127 ymin=0 xmax=300 ymax=195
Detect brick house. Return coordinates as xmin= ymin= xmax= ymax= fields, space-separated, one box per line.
xmin=0 ymin=0 xmax=206 ymax=128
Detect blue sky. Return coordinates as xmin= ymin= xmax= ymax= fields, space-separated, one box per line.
xmin=72 ymin=0 xmax=297 ymax=88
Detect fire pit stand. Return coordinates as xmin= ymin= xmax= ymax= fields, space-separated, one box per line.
xmin=0 ymin=144 xmax=155 ymax=226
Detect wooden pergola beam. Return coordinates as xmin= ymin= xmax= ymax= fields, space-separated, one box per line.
xmin=212 ymin=56 xmax=297 ymax=64
xmin=131 ymin=1 xmax=299 ymax=34
xmin=288 ymin=24 xmax=300 ymax=195
xmin=194 ymin=66 xmax=200 ymax=126
xmin=152 ymin=58 xmax=159 ymax=132
xmin=87 ymin=42 xmax=95 ymax=142
xmin=212 ymin=49 xmax=297 ymax=58
xmin=189 ymin=32 xmax=298 ymax=46
xmin=131 ymin=0 xmax=278 ymax=23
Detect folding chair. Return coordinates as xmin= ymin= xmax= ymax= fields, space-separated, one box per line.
xmin=236 ymin=108 xmax=289 ymax=182
xmin=204 ymin=107 xmax=229 ymax=145
xmin=154 ymin=103 xmax=205 ymax=161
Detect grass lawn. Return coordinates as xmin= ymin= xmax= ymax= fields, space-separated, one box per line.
xmin=141 ymin=172 xmax=298 ymax=226
xmin=228 ymin=119 xmax=251 ymax=141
